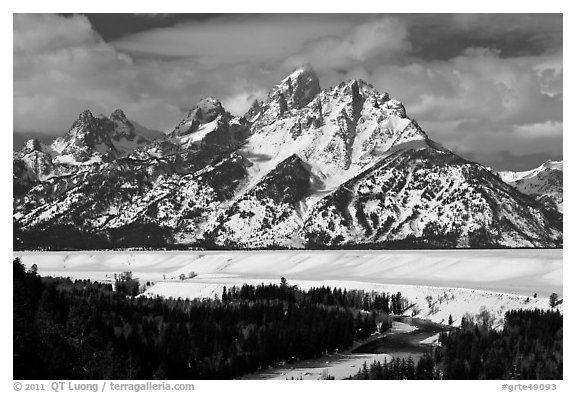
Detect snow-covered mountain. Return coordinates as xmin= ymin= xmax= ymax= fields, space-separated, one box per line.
xmin=14 ymin=109 xmax=163 ymax=176
xmin=13 ymin=66 xmax=563 ymax=249
xmin=499 ymin=160 xmax=563 ymax=213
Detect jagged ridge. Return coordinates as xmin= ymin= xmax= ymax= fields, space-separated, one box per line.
xmin=13 ymin=65 xmax=563 ymax=249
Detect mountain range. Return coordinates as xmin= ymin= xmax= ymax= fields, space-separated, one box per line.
xmin=498 ymin=160 xmax=563 ymax=213
xmin=13 ymin=65 xmax=562 ymax=250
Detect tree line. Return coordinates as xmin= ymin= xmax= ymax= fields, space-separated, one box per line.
xmin=13 ymin=259 xmax=400 ymax=380
xmin=221 ymin=281 xmax=406 ymax=315
xmin=438 ymin=308 xmax=562 ymax=379
xmin=347 ymin=355 xmax=437 ymax=380
xmin=345 ymin=308 xmax=562 ymax=380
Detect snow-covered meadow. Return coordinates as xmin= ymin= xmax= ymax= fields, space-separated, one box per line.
xmin=15 ymin=249 xmax=562 ymax=328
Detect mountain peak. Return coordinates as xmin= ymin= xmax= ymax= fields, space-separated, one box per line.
xmin=188 ymin=97 xmax=225 ymax=122
xmin=109 ymin=109 xmax=138 ymax=141
xmin=78 ymin=109 xmax=95 ymax=122
xmin=21 ymin=138 xmax=43 ymax=154
xmin=281 ymin=63 xmax=316 ymax=82
xmin=274 ymin=64 xmax=321 ymax=110
xmin=170 ymin=97 xmax=227 ymax=137
xmin=110 ymin=109 xmax=128 ymax=121
xmin=68 ymin=110 xmax=103 ymax=136
xmin=13 ymin=64 xmax=563 ymax=249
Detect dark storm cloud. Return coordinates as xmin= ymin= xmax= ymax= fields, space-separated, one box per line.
xmin=462 ymin=151 xmax=563 ymax=172
xmin=13 ymin=13 xmax=562 ymax=170
xmin=82 ymin=14 xmax=224 ymax=41
xmin=404 ymin=14 xmax=562 ymax=60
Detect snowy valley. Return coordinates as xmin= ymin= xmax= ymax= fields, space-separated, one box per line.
xmin=15 ymin=249 xmax=562 ymax=330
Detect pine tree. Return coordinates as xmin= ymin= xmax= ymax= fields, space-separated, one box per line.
xmin=406 ymin=356 xmax=415 ymax=380
xmin=549 ymin=293 xmax=558 ymax=308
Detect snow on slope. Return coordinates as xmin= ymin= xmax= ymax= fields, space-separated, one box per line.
xmin=17 ymin=109 xmax=162 ymax=173
xmin=172 ymin=118 xmax=220 ymax=148
xmin=499 ymin=160 xmax=563 ymax=183
xmin=13 ymin=65 xmax=563 ymax=249
xmin=300 ymin=147 xmax=562 ymax=248
xmin=240 ymin=74 xmax=427 ymax=197
xmin=15 ymin=249 xmax=562 ymax=329
xmin=169 ymin=97 xmax=226 ymax=137
xmin=144 ymin=279 xmax=559 ymax=329
xmin=499 ymin=160 xmax=563 ymax=212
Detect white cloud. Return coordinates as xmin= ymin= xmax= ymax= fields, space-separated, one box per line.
xmin=365 ymin=47 xmax=562 ymax=168
xmin=113 ymin=14 xmax=357 ymax=66
xmin=284 ymin=17 xmax=410 ymax=71
xmin=221 ymin=88 xmax=268 ymax=116
xmin=13 ymin=14 xmax=186 ymax=133
xmin=513 ymin=121 xmax=563 ymax=139
xmin=13 ymin=14 xmax=100 ymax=54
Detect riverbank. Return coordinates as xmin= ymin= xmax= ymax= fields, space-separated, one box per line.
xmin=353 ymin=317 xmax=451 ymax=362
xmin=243 ymin=318 xmax=445 ymax=380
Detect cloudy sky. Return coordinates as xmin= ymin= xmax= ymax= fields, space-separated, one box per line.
xmin=13 ymin=13 xmax=562 ymax=170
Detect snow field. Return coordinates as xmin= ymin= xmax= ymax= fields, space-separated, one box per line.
xmin=15 ymin=249 xmax=562 ymax=329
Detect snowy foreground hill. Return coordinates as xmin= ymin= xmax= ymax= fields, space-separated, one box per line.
xmin=13 ymin=65 xmax=562 ymax=249
xmin=15 ymin=249 xmax=562 ymax=329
